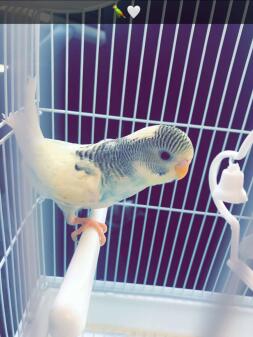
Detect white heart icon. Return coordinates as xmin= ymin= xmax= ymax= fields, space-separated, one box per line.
xmin=127 ymin=5 xmax=141 ymax=19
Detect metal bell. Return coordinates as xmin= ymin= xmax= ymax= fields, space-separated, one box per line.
xmin=213 ymin=163 xmax=248 ymax=204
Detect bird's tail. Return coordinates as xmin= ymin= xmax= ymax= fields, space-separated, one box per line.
xmin=1 ymin=78 xmax=44 ymax=157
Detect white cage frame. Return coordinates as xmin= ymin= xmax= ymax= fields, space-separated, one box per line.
xmin=1 ymin=1 xmax=253 ymax=336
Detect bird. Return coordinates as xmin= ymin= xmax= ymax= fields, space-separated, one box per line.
xmin=2 ymin=78 xmax=194 ymax=246
xmin=112 ymin=4 xmax=126 ymax=19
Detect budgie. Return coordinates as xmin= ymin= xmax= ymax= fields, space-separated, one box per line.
xmin=2 ymin=79 xmax=194 ymax=246
xmin=112 ymin=4 xmax=126 ymax=18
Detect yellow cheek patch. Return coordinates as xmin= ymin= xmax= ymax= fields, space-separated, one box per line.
xmin=175 ymin=164 xmax=189 ymax=180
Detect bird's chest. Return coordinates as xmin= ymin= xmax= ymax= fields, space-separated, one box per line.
xmin=99 ymin=176 xmax=145 ymax=206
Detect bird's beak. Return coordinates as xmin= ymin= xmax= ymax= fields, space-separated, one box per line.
xmin=175 ymin=160 xmax=190 ymax=180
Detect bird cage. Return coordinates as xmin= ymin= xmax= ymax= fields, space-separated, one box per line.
xmin=1 ymin=1 xmax=253 ymax=337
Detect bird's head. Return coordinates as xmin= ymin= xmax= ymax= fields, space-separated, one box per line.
xmin=125 ymin=125 xmax=194 ymax=186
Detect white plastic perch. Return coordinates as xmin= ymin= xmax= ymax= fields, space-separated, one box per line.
xmin=49 ymin=208 xmax=108 ymax=337
xmin=209 ymin=130 xmax=253 ymax=290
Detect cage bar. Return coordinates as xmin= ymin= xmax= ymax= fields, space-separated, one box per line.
xmin=0 ymin=2 xmax=253 ymax=337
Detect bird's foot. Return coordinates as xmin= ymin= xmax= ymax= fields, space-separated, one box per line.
xmin=1 ymin=112 xmax=15 ymax=128
xmin=69 ymin=216 xmax=107 ymax=246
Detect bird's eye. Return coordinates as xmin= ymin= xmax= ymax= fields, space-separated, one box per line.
xmin=160 ymin=151 xmax=171 ymax=161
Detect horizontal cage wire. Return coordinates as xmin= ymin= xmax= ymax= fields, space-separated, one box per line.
xmin=0 ymin=1 xmax=253 ymax=337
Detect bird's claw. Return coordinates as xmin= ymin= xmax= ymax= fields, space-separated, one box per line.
xmin=70 ymin=217 xmax=107 ymax=246
xmin=1 ymin=113 xmax=7 ymax=121
xmin=1 ymin=112 xmax=15 ymax=128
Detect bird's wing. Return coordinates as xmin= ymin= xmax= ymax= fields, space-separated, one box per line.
xmin=26 ymin=139 xmax=103 ymax=209
xmin=74 ymin=155 xmax=98 ymax=175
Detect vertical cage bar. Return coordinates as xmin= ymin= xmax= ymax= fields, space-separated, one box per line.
xmin=25 ymin=176 xmax=37 ymax=295
xmin=0 ymin=210 xmax=15 ymax=336
xmin=103 ymin=208 xmax=114 ymax=281
xmin=143 ymin=186 xmax=164 ymax=284
xmin=24 ymin=24 xmax=28 ymax=81
xmin=65 ymin=15 xmax=69 ymax=141
xmin=17 ymin=24 xmax=21 ymax=109
xmin=39 ymin=200 xmax=46 ymax=278
xmin=103 ymin=11 xmax=117 ymax=283
xmin=50 ymin=19 xmax=55 ymax=138
xmin=78 ymin=13 xmax=85 ymax=144
xmin=3 ymin=62 xmax=20 ymax=332
xmin=104 ymin=13 xmax=116 ymax=139
xmin=114 ymin=205 xmax=127 ymax=282
xmin=118 ymin=0 xmax=134 ymax=137
xmin=50 ymin=17 xmax=57 ymax=278
xmin=92 ymin=8 xmax=101 ymax=144
xmin=92 ymin=10 xmax=102 ymax=280
xmin=35 ymin=24 xmax=40 ymax=104
xmin=4 ymin=24 xmax=8 ymax=115
xmin=19 ymin=164 xmax=32 ymax=304
xmin=174 ymin=0 xmax=199 ymax=122
xmin=5 ymin=150 xmax=21 ymax=334
xmin=0 ymin=192 xmax=15 ymax=336
xmin=133 ymin=189 xmax=152 ymax=284
xmin=4 ymin=23 xmax=22 ymax=335
xmin=10 ymin=23 xmax=15 ymax=113
xmin=10 ymin=23 xmax=24 ymax=328
xmin=0 ymin=273 xmax=9 ymax=337
xmin=160 ymin=0 xmax=183 ymax=121
xmin=146 ymin=0 xmax=167 ymax=122
xmin=34 ymin=198 xmax=42 ymax=278
xmin=242 ymin=221 xmax=253 ymax=296
xmin=123 ymin=204 xmax=138 ymax=283
xmin=23 ymin=23 xmax=37 ymax=304
xmin=31 ymin=191 xmax=40 ymax=283
xmin=63 ymin=15 xmax=70 ymax=273
xmin=31 ymin=23 xmax=34 ymax=77
xmin=23 ymin=24 xmax=36 ymax=305
xmin=186 ymin=1 xmax=216 ymax=127
xmin=15 ymin=146 xmax=29 ymax=313
xmin=132 ymin=0 xmax=151 ymax=127
xmin=76 ymin=14 xmax=86 ymax=248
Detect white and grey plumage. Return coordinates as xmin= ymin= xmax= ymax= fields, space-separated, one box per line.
xmin=3 ymin=79 xmax=194 ymax=245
